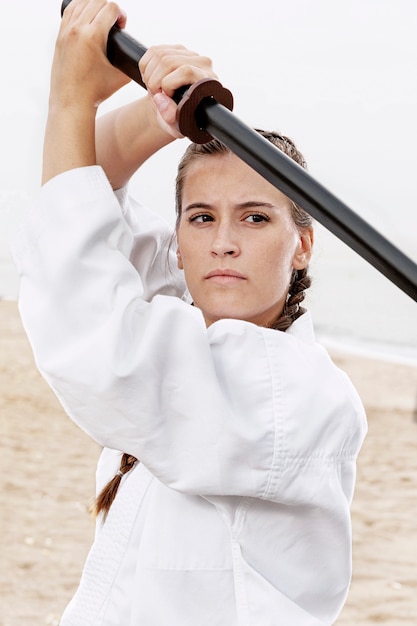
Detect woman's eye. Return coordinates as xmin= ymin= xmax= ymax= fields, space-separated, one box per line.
xmin=189 ymin=214 xmax=214 ymax=223
xmin=245 ymin=213 xmax=270 ymax=223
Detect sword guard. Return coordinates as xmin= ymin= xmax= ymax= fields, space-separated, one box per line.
xmin=176 ymin=78 xmax=234 ymax=144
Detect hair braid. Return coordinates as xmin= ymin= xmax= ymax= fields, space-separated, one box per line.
xmin=270 ymin=268 xmax=312 ymax=332
xmin=92 ymin=453 xmax=138 ymax=520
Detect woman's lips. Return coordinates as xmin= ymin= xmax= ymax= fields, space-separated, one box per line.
xmin=204 ymin=269 xmax=246 ymax=285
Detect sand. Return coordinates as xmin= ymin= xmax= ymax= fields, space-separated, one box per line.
xmin=1 ymin=299 xmax=416 ymax=625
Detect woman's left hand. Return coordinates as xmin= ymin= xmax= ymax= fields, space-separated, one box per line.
xmin=139 ymin=44 xmax=218 ymax=138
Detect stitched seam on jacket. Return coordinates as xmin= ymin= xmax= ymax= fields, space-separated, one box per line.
xmin=260 ymin=332 xmax=285 ymax=501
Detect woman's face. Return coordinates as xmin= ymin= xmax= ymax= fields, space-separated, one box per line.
xmin=176 ymin=153 xmax=313 ymax=327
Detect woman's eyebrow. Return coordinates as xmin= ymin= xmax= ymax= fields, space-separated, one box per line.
xmin=235 ymin=201 xmax=276 ymax=210
xmin=183 ymin=202 xmax=212 ymax=213
xmin=183 ymin=201 xmax=277 ymax=212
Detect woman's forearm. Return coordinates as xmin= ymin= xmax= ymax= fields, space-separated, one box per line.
xmin=42 ymin=104 xmax=97 ymax=185
xmin=95 ymin=42 xmax=219 ymax=190
xmin=95 ymin=97 xmax=177 ymax=190
xmin=42 ymin=1 xmax=130 ymax=186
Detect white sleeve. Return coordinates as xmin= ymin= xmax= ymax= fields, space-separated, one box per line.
xmin=12 ymin=166 xmax=367 ymax=502
xmin=113 ymin=185 xmax=188 ymax=302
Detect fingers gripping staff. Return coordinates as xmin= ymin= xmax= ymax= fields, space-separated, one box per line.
xmin=61 ymin=0 xmax=234 ymax=144
xmin=61 ymin=0 xmax=417 ymax=301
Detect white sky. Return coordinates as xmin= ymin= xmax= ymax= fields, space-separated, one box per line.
xmin=2 ymin=0 xmax=417 ymax=357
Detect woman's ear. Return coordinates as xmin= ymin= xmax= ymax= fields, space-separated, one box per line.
xmin=292 ymin=227 xmax=314 ymax=270
xmin=176 ymin=248 xmax=184 ymax=270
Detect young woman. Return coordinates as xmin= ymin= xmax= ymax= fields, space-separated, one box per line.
xmin=13 ymin=1 xmax=367 ymax=624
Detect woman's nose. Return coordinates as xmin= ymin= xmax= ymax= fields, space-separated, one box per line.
xmin=211 ymin=225 xmax=240 ymax=257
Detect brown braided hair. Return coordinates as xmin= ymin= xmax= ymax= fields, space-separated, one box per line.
xmin=92 ymin=453 xmax=137 ymax=520
xmin=93 ymin=130 xmax=313 ymax=520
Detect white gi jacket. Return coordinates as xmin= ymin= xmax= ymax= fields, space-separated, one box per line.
xmin=12 ymin=166 xmax=367 ymax=626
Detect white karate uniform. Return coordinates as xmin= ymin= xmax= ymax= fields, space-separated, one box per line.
xmin=12 ymin=166 xmax=367 ymax=626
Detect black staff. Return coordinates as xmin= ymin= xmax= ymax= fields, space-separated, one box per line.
xmin=61 ymin=0 xmax=417 ymax=302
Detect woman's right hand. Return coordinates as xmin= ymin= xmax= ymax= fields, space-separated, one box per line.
xmin=51 ymin=0 xmax=130 ymax=112
xmin=43 ymin=0 xmax=131 ymax=184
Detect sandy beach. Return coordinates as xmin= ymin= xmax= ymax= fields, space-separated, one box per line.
xmin=1 ymin=299 xmax=416 ymax=625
